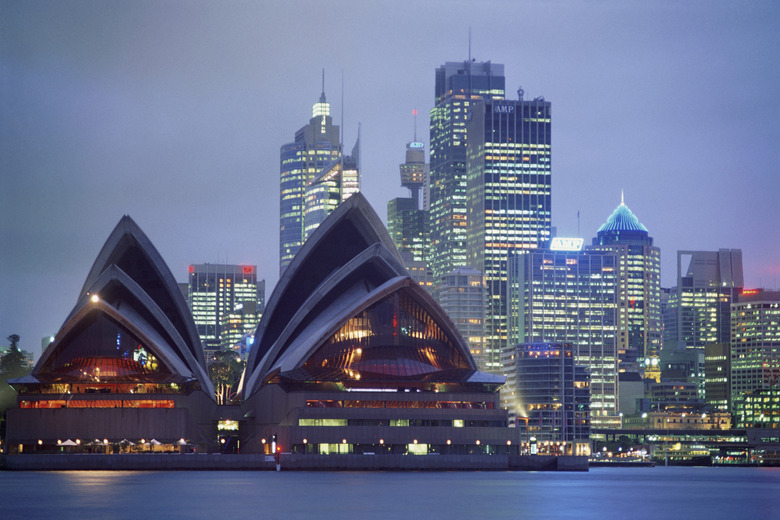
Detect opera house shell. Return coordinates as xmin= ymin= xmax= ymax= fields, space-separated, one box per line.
xmin=6 ymin=217 xmax=217 ymax=453
xmin=240 ymin=194 xmax=518 ymax=455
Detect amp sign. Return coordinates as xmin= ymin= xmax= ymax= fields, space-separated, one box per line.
xmin=550 ymin=237 xmax=584 ymax=251
xmin=493 ymin=104 xmax=515 ymax=114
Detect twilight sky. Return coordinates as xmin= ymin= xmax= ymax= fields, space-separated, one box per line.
xmin=2 ymin=1 xmax=779 ymax=358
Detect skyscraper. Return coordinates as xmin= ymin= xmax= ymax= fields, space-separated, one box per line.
xmin=591 ymin=196 xmax=661 ymax=374
xmin=304 ymin=135 xmax=360 ymax=237
xmin=438 ymin=267 xmax=485 ymax=367
xmin=465 ymin=94 xmax=552 ymax=372
xmin=730 ymin=289 xmax=780 ymax=407
xmin=663 ymin=250 xmax=743 ymax=355
xmin=280 ymin=82 xmax=359 ymax=274
xmin=509 ymin=245 xmax=621 ymax=427
xmin=428 ymin=60 xmax=505 ymax=280
xmin=662 ymin=249 xmax=742 ymax=397
xmin=188 ymin=264 xmax=263 ymax=359
xmin=503 ymin=342 xmax=590 ymax=444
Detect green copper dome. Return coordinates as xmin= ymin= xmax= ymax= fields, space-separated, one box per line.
xmin=597 ymin=202 xmax=649 ymax=234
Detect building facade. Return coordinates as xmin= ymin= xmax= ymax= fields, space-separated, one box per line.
xmin=731 ymin=289 xmax=780 ymax=408
xmin=509 ymin=245 xmax=621 ymax=428
xmin=188 ymin=264 xmax=263 ymax=359
xmin=503 ymin=343 xmax=590 ymax=443
xmin=591 ymin=197 xmax=661 ymax=373
xmin=428 ymin=60 xmax=505 ymax=280
xmin=465 ymin=95 xmax=552 ymax=373
xmin=280 ymin=86 xmax=359 ymax=274
xmin=663 ymin=250 xmax=743 ymax=355
xmin=438 ymin=267 xmax=486 ymax=368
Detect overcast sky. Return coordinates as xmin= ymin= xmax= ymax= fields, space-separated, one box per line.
xmin=2 ymin=1 xmax=779 ymax=358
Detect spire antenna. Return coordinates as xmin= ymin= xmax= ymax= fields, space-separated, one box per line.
xmin=413 ymin=109 xmax=418 ymax=142
xmin=621 ymin=189 xmax=625 ymax=205
xmin=468 ymin=27 xmax=472 ymax=62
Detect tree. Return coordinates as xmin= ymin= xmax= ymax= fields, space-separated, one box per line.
xmin=208 ymin=350 xmax=245 ymax=405
xmin=1 ymin=334 xmax=32 ymax=415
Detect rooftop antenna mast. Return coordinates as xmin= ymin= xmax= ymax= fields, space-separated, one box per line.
xmin=413 ymin=108 xmax=418 ymax=142
xmin=468 ymin=26 xmax=472 ymax=62
xmin=577 ymin=210 xmax=581 ymax=238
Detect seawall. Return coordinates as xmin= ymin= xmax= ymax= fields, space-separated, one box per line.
xmin=1 ymin=453 xmax=588 ymax=471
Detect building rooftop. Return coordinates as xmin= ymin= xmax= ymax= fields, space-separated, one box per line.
xmin=597 ymin=201 xmax=649 ymax=234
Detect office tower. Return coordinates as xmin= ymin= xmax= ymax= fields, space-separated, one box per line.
xmin=704 ymin=343 xmax=730 ymax=412
xmin=280 ymin=83 xmax=359 ymax=274
xmin=304 ymin=136 xmax=360 ymax=237
xmin=509 ymin=244 xmax=621 ymax=428
xmin=503 ymin=342 xmax=590 ymax=443
xmin=400 ymin=251 xmax=435 ymax=296
xmin=591 ymin=196 xmax=661 ymax=373
xmin=428 ymin=60 xmax=505 ymax=280
xmin=438 ymin=267 xmax=485 ymax=368
xmin=465 ymin=94 xmax=552 ymax=373
xmin=188 ymin=264 xmax=263 ymax=359
xmin=220 ymin=279 xmax=266 ymax=352
xmin=663 ymin=250 xmax=743 ymax=355
xmin=731 ymin=289 xmax=780 ymax=408
xmin=387 ymin=137 xmax=429 ymax=266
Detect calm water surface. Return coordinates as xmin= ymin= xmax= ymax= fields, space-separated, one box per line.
xmin=2 ymin=466 xmax=778 ymax=519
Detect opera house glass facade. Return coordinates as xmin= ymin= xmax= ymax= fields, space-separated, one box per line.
xmin=6 ymin=217 xmax=216 ymax=453
xmin=241 ymin=194 xmax=520 ymax=455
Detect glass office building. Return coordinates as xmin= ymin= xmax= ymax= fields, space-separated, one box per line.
xmin=280 ymin=87 xmax=359 ymax=274
xmin=591 ymin=198 xmax=661 ymax=374
xmin=465 ymin=96 xmax=552 ymax=373
xmin=428 ymin=60 xmax=505 ymax=280
xmin=509 ymin=246 xmax=621 ymax=428
xmin=188 ymin=264 xmax=263 ymax=359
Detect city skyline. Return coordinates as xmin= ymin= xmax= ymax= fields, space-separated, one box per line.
xmin=3 ymin=1 xmax=779 ymax=357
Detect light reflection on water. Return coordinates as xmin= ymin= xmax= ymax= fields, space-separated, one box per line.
xmin=2 ymin=467 xmax=778 ymax=520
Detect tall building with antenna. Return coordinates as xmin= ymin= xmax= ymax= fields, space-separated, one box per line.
xmin=279 ymin=74 xmax=359 ymax=274
xmin=590 ymin=194 xmax=661 ymax=377
xmin=428 ymin=60 xmax=506 ymax=281
xmin=464 ymin=86 xmax=552 ymax=374
xmin=387 ymin=110 xmax=429 ymax=267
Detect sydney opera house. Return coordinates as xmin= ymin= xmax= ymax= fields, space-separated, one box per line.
xmin=6 ymin=194 xmax=524 ymax=460
xmin=6 ymin=217 xmax=218 ymax=452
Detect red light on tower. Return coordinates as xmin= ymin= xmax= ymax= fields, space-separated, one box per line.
xmin=242 ymin=265 xmax=254 ymax=275
xmin=188 ymin=265 xmax=195 ymax=274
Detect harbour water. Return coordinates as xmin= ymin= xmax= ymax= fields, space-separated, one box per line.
xmin=2 ymin=466 xmax=778 ymax=519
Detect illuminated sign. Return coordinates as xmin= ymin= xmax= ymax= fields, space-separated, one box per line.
xmin=550 ymin=237 xmax=584 ymax=251
xmin=741 ymin=289 xmax=760 ymax=296
xmin=494 ymin=104 xmax=515 ymax=114
xmin=409 ymin=142 xmax=424 ymax=149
